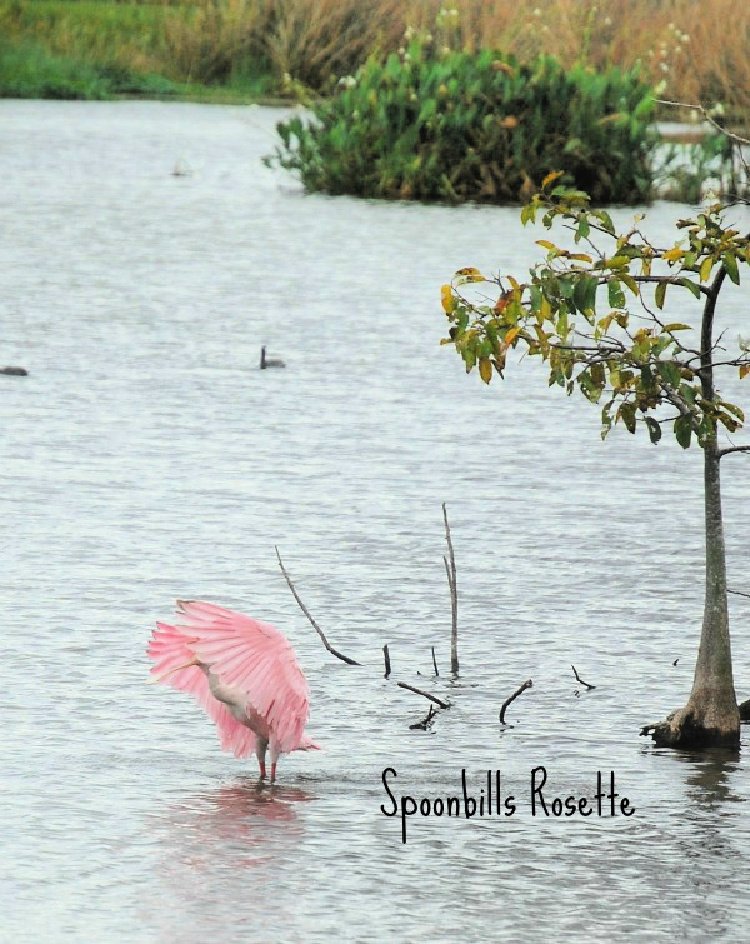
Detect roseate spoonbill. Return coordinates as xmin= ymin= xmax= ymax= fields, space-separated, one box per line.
xmin=260 ymin=346 xmax=285 ymax=369
xmin=147 ymin=601 xmax=318 ymax=782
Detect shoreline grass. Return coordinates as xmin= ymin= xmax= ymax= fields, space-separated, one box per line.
xmin=1 ymin=0 xmax=748 ymax=117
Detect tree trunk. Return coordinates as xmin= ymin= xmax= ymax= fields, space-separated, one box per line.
xmin=647 ymin=444 xmax=740 ymax=748
xmin=643 ymin=268 xmax=740 ymax=749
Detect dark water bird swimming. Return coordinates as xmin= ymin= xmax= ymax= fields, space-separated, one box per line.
xmin=260 ymin=346 xmax=285 ymax=369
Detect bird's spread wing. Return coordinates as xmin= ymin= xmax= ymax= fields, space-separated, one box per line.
xmin=148 ymin=622 xmax=256 ymax=758
xmin=151 ymin=601 xmax=311 ymax=754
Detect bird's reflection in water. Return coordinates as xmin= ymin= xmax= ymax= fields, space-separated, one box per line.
xmin=143 ymin=780 xmax=317 ymax=940
xmin=162 ymin=778 xmax=315 ymax=869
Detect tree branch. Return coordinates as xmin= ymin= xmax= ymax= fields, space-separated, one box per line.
xmin=656 ymin=98 xmax=750 ymax=147
xmin=275 ymin=546 xmax=360 ymax=666
xmin=630 ymin=274 xmax=712 ymax=297
xmin=718 ymin=444 xmax=750 ymax=458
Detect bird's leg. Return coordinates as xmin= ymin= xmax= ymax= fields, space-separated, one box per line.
xmin=257 ymin=739 xmax=268 ymax=781
xmin=270 ymin=744 xmax=280 ymax=784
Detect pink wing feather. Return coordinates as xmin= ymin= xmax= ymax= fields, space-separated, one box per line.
xmin=147 ymin=601 xmax=312 ymax=757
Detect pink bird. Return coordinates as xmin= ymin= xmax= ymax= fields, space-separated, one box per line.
xmin=147 ymin=600 xmax=319 ymax=782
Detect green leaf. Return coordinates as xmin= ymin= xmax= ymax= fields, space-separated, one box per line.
xmin=645 ymin=416 xmax=662 ymax=444
xmin=573 ymin=275 xmax=595 ymax=314
xmin=719 ymin=400 xmax=745 ymax=422
xmin=657 ymin=360 xmax=681 ymax=388
xmin=621 ymin=274 xmax=639 ymax=296
xmin=594 ymin=210 xmax=615 ymax=235
xmin=679 ymin=278 xmax=702 ymax=299
xmin=655 ymin=281 xmax=667 ymax=310
xmin=619 ymin=401 xmax=637 ymax=433
xmin=530 ymin=283 xmax=542 ymax=312
xmin=674 ymin=414 xmax=693 ymax=449
xmin=723 ymin=252 xmax=740 ymax=285
xmin=608 ymin=279 xmax=626 ymax=309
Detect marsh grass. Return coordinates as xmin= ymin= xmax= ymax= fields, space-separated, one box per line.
xmin=0 ymin=34 xmax=183 ymax=99
xmin=1 ymin=0 xmax=748 ymax=116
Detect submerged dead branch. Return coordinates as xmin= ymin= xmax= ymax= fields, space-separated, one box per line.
xmin=499 ymin=679 xmax=533 ymax=725
xmin=383 ymin=644 xmax=391 ymax=679
xmin=442 ymin=502 xmax=459 ymax=675
xmin=729 ymin=588 xmax=750 ymax=600
xmin=571 ymin=665 xmax=596 ymax=690
xmin=275 ymin=545 xmax=360 ymax=665
xmin=397 ymin=681 xmax=450 ymax=709
xmin=431 ymin=646 xmax=439 ymax=677
xmin=409 ymin=704 xmax=437 ymax=730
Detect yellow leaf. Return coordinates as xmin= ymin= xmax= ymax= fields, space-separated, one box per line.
xmin=663 ymin=247 xmax=684 ymax=263
xmin=478 ymin=357 xmax=493 ymax=384
xmin=455 ymin=266 xmax=484 ymax=282
xmin=603 ymin=255 xmax=630 ymax=268
xmin=536 ymin=239 xmax=557 ymax=251
xmin=699 ymin=257 xmax=713 ymax=282
xmin=507 ymin=275 xmax=520 ymax=291
xmin=541 ymin=170 xmax=564 ymax=189
xmin=441 ymin=284 xmax=456 ymax=313
xmin=500 ymin=115 xmax=518 ymax=129
xmin=740 ymin=364 xmax=750 ymax=380
xmin=568 ymin=252 xmax=593 ymax=263
xmin=504 ymin=326 xmax=520 ymax=345
xmin=540 ymin=296 xmax=552 ymax=320
xmin=663 ymin=323 xmax=691 ymax=332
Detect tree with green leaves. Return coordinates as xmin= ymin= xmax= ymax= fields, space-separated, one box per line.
xmin=441 ymin=174 xmax=750 ymax=748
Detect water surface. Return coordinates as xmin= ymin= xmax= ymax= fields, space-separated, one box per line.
xmin=2 ymin=100 xmax=750 ymax=942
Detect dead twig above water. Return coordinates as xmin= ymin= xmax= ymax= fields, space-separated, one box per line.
xmin=442 ymin=502 xmax=459 ymax=675
xmin=409 ymin=704 xmax=437 ymax=730
xmin=397 ymin=681 xmax=450 ymax=709
xmin=499 ymin=679 xmax=533 ymax=725
xmin=572 ymin=665 xmax=596 ymax=690
xmin=383 ymin=644 xmax=391 ymax=679
xmin=275 ymin=545 xmax=360 ymax=666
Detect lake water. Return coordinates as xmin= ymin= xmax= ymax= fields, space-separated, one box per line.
xmin=2 ymin=100 xmax=749 ymax=943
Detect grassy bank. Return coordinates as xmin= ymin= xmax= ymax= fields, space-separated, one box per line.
xmin=1 ymin=0 xmax=749 ymax=115
xmin=0 ymin=0 xmax=278 ymax=102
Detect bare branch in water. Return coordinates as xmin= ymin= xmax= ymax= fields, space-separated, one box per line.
xmin=275 ymin=546 xmax=359 ymax=666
